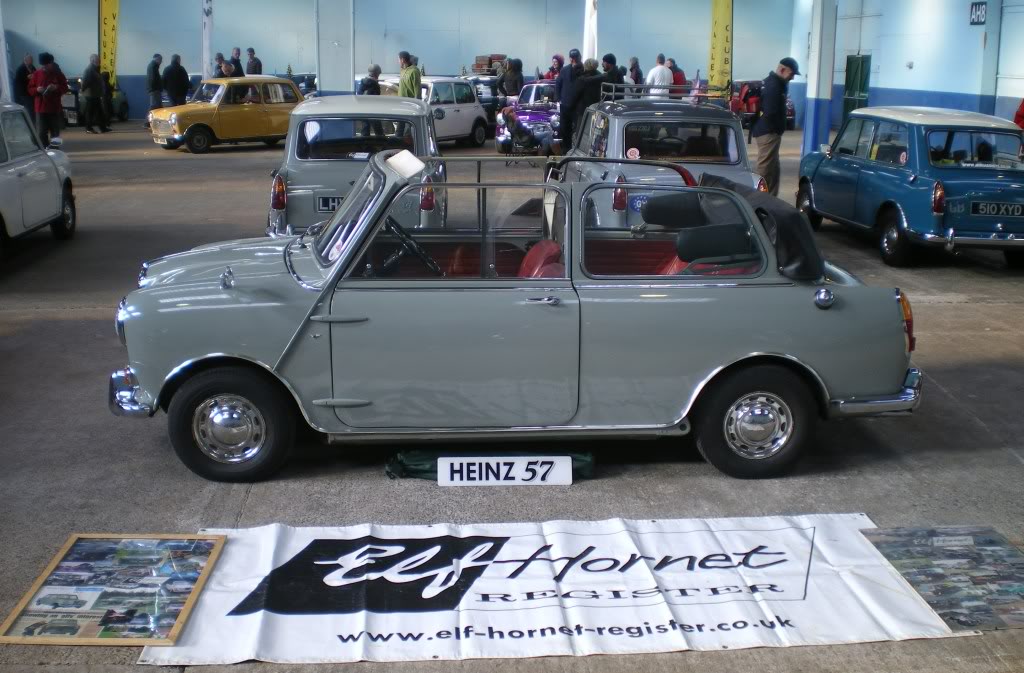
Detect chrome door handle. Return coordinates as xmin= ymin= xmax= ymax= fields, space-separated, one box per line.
xmin=526 ymin=296 xmax=561 ymax=306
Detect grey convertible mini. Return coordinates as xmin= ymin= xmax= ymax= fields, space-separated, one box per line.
xmin=110 ymin=151 xmax=920 ymax=481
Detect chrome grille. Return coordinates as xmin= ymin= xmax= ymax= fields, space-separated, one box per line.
xmin=152 ymin=119 xmax=173 ymax=136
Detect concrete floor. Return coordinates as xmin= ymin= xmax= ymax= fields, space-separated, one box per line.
xmin=1 ymin=126 xmax=1023 ymax=672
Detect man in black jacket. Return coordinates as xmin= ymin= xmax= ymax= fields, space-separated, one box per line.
xmin=163 ymin=54 xmax=191 ymax=106
xmin=602 ymin=53 xmax=624 ymax=100
xmin=14 ymin=54 xmax=36 ymax=120
xmin=144 ymin=53 xmax=163 ymax=128
xmin=751 ymin=57 xmax=799 ymax=196
xmin=554 ymin=48 xmax=582 ymax=150
xmin=81 ymin=53 xmax=109 ymax=133
xmin=229 ymin=48 xmax=245 ymax=79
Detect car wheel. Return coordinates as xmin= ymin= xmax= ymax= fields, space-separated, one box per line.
xmin=167 ymin=367 xmax=296 ymax=482
xmin=118 ymin=103 xmax=129 ymax=122
xmin=185 ymin=127 xmax=213 ymax=154
xmin=878 ymin=208 xmax=916 ymax=267
xmin=796 ymin=182 xmax=823 ymax=230
xmin=263 ymin=138 xmax=280 ymax=147
xmin=161 ymin=142 xmax=180 ymax=151
xmin=50 ymin=186 xmax=76 ymax=240
xmin=469 ymin=121 xmax=487 ymax=147
xmin=693 ymin=365 xmax=816 ymax=479
xmin=1005 ymin=251 xmax=1024 ymax=269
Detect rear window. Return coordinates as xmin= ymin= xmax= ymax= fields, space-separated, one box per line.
xmin=262 ymin=83 xmax=299 ymax=104
xmin=927 ymin=130 xmax=1024 ymax=171
xmin=623 ymin=121 xmax=740 ymax=163
xmin=297 ymin=118 xmax=417 ymax=160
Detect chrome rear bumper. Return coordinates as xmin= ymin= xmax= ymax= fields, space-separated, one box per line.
xmin=109 ymin=368 xmax=153 ymax=417
xmin=944 ymin=229 xmax=1024 ymax=251
xmin=829 ymin=368 xmax=922 ymax=418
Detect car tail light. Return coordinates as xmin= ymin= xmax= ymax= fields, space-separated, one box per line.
xmin=931 ymin=181 xmax=945 ymax=214
xmin=756 ymin=176 xmax=768 ymax=192
xmin=270 ymin=174 xmax=286 ymax=211
xmin=420 ymin=176 xmax=435 ymax=211
xmin=612 ymin=175 xmax=627 ymax=211
xmin=898 ymin=290 xmax=916 ymax=352
xmin=671 ymin=164 xmax=697 ymax=186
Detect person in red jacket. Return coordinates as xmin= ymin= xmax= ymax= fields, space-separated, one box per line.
xmin=666 ymin=58 xmax=687 ymax=99
xmin=28 ymin=52 xmax=69 ymax=146
xmin=1015 ymin=98 xmax=1024 ymax=130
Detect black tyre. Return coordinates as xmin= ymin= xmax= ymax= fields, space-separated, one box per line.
xmin=1005 ymin=251 xmax=1024 ymax=269
xmin=796 ymin=182 xmax=822 ymax=231
xmin=263 ymin=138 xmax=281 ymax=147
xmin=50 ymin=186 xmax=76 ymax=240
xmin=118 ymin=103 xmax=129 ymax=122
xmin=469 ymin=121 xmax=487 ymax=147
xmin=167 ymin=367 xmax=296 ymax=482
xmin=161 ymin=142 xmax=180 ymax=151
xmin=693 ymin=365 xmax=816 ymax=479
xmin=878 ymin=208 xmax=917 ymax=267
xmin=185 ymin=127 xmax=213 ymax=154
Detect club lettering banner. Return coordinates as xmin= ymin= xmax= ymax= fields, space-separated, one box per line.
xmin=99 ymin=0 xmax=119 ymax=87
xmin=707 ymin=0 xmax=732 ymax=93
xmin=140 ymin=514 xmax=952 ymax=665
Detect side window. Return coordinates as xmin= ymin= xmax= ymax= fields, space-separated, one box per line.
xmin=454 ymin=83 xmax=475 ymax=104
xmin=854 ymin=120 xmax=877 ymax=159
xmin=1 ymin=112 xmax=41 ymax=159
xmin=226 ymin=84 xmax=260 ymax=104
xmin=589 ymin=114 xmax=609 ymax=158
xmin=297 ymin=118 xmax=415 ymax=159
xmin=262 ymin=83 xmax=299 ymax=104
xmin=430 ymin=83 xmax=455 ymax=105
xmin=582 ymin=186 xmax=764 ymax=278
xmin=833 ymin=119 xmax=863 ymax=156
xmin=575 ymin=112 xmax=594 ymax=152
xmin=349 ymin=184 xmax=568 ymax=281
xmin=0 ymin=120 xmax=8 ymax=164
xmin=871 ymin=122 xmax=909 ymax=165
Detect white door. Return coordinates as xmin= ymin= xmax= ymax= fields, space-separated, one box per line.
xmin=451 ymin=81 xmax=478 ymax=138
xmin=428 ymin=82 xmax=460 ymax=139
xmin=1 ymin=111 xmax=60 ymax=229
xmin=0 ymin=119 xmax=24 ymax=233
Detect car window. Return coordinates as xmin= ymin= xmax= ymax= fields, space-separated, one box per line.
xmin=623 ymin=121 xmax=740 ymax=163
xmin=349 ymin=185 xmax=568 ymax=281
xmin=854 ymin=120 xmax=877 ymax=159
xmin=316 ymin=168 xmax=385 ymax=263
xmin=262 ymin=83 xmax=299 ymax=104
xmin=927 ymin=130 xmax=1024 ymax=171
xmin=581 ymin=186 xmax=764 ymax=278
xmin=225 ymin=84 xmax=261 ymax=104
xmin=576 ymin=112 xmax=594 ymax=153
xmin=430 ymin=83 xmax=455 ymax=105
xmin=833 ymin=118 xmax=863 ymax=155
xmin=0 ymin=120 xmax=8 ymax=164
xmin=297 ymin=118 xmax=417 ymax=159
xmin=521 ymin=84 xmax=556 ymax=105
xmin=192 ymin=83 xmax=223 ymax=103
xmin=589 ymin=114 xmax=609 ymax=158
xmin=453 ymin=83 xmax=475 ymax=105
xmin=869 ymin=122 xmax=910 ymax=166
xmin=1 ymin=111 xmax=41 ymax=159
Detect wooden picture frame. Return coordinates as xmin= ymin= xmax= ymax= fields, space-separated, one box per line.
xmin=0 ymin=533 xmax=225 ymax=646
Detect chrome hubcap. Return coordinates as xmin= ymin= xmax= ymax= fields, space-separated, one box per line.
xmin=723 ymin=392 xmax=793 ymax=460
xmin=63 ymin=202 xmax=74 ymax=227
xmin=882 ymin=225 xmax=899 ymax=255
xmin=192 ymin=394 xmax=266 ymax=464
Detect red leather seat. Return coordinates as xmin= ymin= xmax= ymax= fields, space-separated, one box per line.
xmin=656 ymin=255 xmax=689 ymax=275
xmin=535 ymin=262 xmax=565 ymax=278
xmin=518 ymin=240 xmax=562 ymax=278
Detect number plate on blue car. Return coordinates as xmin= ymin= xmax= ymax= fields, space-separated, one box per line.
xmin=437 ymin=456 xmax=572 ymax=486
xmin=972 ymin=202 xmax=1024 ymax=217
xmin=628 ymin=194 xmax=649 ymax=212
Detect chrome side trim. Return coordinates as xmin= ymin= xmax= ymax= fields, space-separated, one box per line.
xmin=309 ymin=315 xmax=368 ymax=323
xmin=829 ymin=368 xmax=922 ymax=417
xmin=109 ymin=368 xmax=153 ymax=417
xmin=327 ymin=421 xmax=692 ymax=443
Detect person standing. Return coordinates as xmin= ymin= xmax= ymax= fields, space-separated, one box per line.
xmin=627 ymin=57 xmax=643 ymax=86
xmin=398 ymin=51 xmax=421 ymax=99
xmin=497 ymin=58 xmax=523 ymax=97
xmin=544 ymin=54 xmax=564 ymax=81
xmin=81 ymin=54 xmax=109 ymax=133
xmin=751 ymin=57 xmax=799 ymax=197
xmin=144 ymin=53 xmax=163 ymax=128
xmin=666 ymin=58 xmax=687 ymax=98
xmin=14 ymin=54 xmax=36 ymax=119
xmin=1015 ymin=98 xmax=1024 ymax=130
xmin=229 ymin=48 xmax=244 ymax=79
xmin=163 ymin=54 xmax=191 ymax=107
xmin=100 ymin=71 xmax=115 ymax=126
xmin=245 ymin=47 xmax=262 ymax=75
xmin=572 ymin=58 xmax=604 ymax=132
xmin=645 ymin=53 xmax=673 ymax=97
xmin=213 ymin=52 xmax=228 ymax=77
xmin=357 ymin=64 xmax=382 ymax=95
xmin=602 ymin=53 xmax=624 ymax=100
xmin=555 ymin=48 xmax=582 ymax=150
xmin=28 ymin=52 xmax=68 ymax=146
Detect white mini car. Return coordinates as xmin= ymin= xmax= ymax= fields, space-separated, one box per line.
xmin=380 ymin=75 xmax=489 ymax=146
xmin=0 ymin=102 xmax=76 ymax=252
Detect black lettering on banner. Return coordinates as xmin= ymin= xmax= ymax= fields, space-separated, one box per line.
xmin=502 ymin=462 xmax=515 ymax=481
xmin=449 ymin=463 xmax=463 ymax=481
xmin=484 ymin=462 xmax=500 ymax=481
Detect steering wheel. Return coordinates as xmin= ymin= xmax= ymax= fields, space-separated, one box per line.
xmin=384 ymin=217 xmax=443 ymax=276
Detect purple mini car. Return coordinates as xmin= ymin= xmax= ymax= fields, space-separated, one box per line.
xmin=494 ymin=81 xmax=561 ymax=154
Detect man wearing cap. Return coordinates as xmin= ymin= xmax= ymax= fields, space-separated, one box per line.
xmin=555 ymin=48 xmax=583 ymax=150
xmin=751 ymin=57 xmax=799 ymax=197
xmin=144 ymin=53 xmax=164 ymax=129
xmin=28 ymin=52 xmax=68 ymax=146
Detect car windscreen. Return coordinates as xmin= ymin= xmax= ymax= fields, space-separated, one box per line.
xmin=520 ymin=85 xmax=556 ymax=106
xmin=315 ymin=168 xmax=385 ymax=264
xmin=297 ymin=118 xmax=417 ymax=160
xmin=927 ymin=130 xmax=1024 ymax=171
xmin=623 ymin=121 xmax=740 ymax=163
xmin=192 ymin=83 xmax=222 ymax=103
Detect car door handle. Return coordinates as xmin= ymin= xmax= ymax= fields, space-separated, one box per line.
xmin=526 ymin=296 xmax=561 ymax=306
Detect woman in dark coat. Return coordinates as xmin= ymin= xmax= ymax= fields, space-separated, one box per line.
xmin=572 ymin=59 xmax=604 ymax=135
xmin=497 ymin=58 xmax=524 ymax=97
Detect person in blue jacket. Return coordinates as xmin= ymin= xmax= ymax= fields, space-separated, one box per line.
xmin=554 ymin=48 xmax=582 ymax=150
xmin=751 ymin=56 xmax=799 ymax=197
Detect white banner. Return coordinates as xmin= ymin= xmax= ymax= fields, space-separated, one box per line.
xmin=140 ymin=514 xmax=952 ymax=665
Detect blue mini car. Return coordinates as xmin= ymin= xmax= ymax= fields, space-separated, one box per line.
xmin=798 ymin=107 xmax=1024 ymax=267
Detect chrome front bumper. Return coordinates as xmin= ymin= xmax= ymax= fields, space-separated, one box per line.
xmin=109 ymin=368 xmax=153 ymax=417
xmin=829 ymin=368 xmax=922 ymax=418
xmin=944 ymin=229 xmax=1024 ymax=252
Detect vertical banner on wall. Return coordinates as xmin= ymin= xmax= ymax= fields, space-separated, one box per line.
xmin=99 ymin=0 xmax=119 ymax=88
xmin=202 ymin=0 xmax=214 ymax=79
xmin=707 ymin=0 xmax=732 ymax=94
xmin=582 ymin=0 xmax=598 ymax=61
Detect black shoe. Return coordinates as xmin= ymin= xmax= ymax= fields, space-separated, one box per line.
xmin=100 ymin=127 xmax=112 ymax=133
xmin=85 ymin=128 xmax=98 ymax=134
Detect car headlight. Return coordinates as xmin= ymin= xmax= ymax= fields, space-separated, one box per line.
xmin=147 ymin=111 xmax=153 ymax=122
xmin=551 ymin=114 xmax=560 ymax=128
xmin=115 ymin=296 xmax=128 ymax=346
xmin=496 ymin=113 xmax=505 ymax=127
xmin=169 ymin=113 xmax=177 ymax=126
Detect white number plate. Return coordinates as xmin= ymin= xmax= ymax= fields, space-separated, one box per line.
xmin=317 ymin=196 xmax=343 ymax=212
xmin=438 ymin=456 xmax=572 ymax=486
xmin=972 ymin=201 xmax=1024 ymax=218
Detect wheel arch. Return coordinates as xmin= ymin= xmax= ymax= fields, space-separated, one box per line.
xmin=184 ymin=122 xmax=218 ymax=143
xmin=685 ymin=354 xmax=831 ymax=422
xmin=875 ymin=200 xmax=906 ymax=230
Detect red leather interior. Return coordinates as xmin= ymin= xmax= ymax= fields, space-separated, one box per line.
xmin=535 ymin=263 xmax=565 ymax=278
xmin=518 ymin=240 xmax=563 ymax=278
xmin=446 ymin=244 xmax=525 ymax=277
xmin=657 ymin=256 xmax=689 ymax=275
xmin=585 ymin=239 xmax=676 ymax=275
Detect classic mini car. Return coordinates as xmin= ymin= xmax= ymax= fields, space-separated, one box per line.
xmin=162 ymin=580 xmax=194 ymax=593
xmin=110 ymin=150 xmax=920 ymax=482
xmin=36 ymin=593 xmax=87 ymax=609
xmin=494 ymin=82 xmax=560 ymax=154
xmin=729 ymin=80 xmax=796 ymax=130
xmin=266 ymin=95 xmax=443 ymax=236
xmin=0 ymin=102 xmax=76 ymax=252
xmin=39 ymin=619 xmax=80 ymax=636
xmin=148 ymin=75 xmax=302 ymax=153
xmin=459 ymin=74 xmax=506 ymax=125
xmin=799 ymin=107 xmax=1024 ymax=267
xmin=381 ymin=75 xmax=489 ymax=146
xmin=63 ymin=78 xmax=130 ymax=124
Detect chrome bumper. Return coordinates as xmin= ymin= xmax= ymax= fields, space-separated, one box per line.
xmin=266 ymin=209 xmax=291 ymax=238
xmin=944 ymin=229 xmax=1024 ymax=252
xmin=829 ymin=368 xmax=922 ymax=418
xmin=108 ymin=368 xmax=153 ymax=417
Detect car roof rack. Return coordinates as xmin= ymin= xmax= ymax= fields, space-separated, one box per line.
xmin=599 ymin=82 xmax=731 ymax=105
